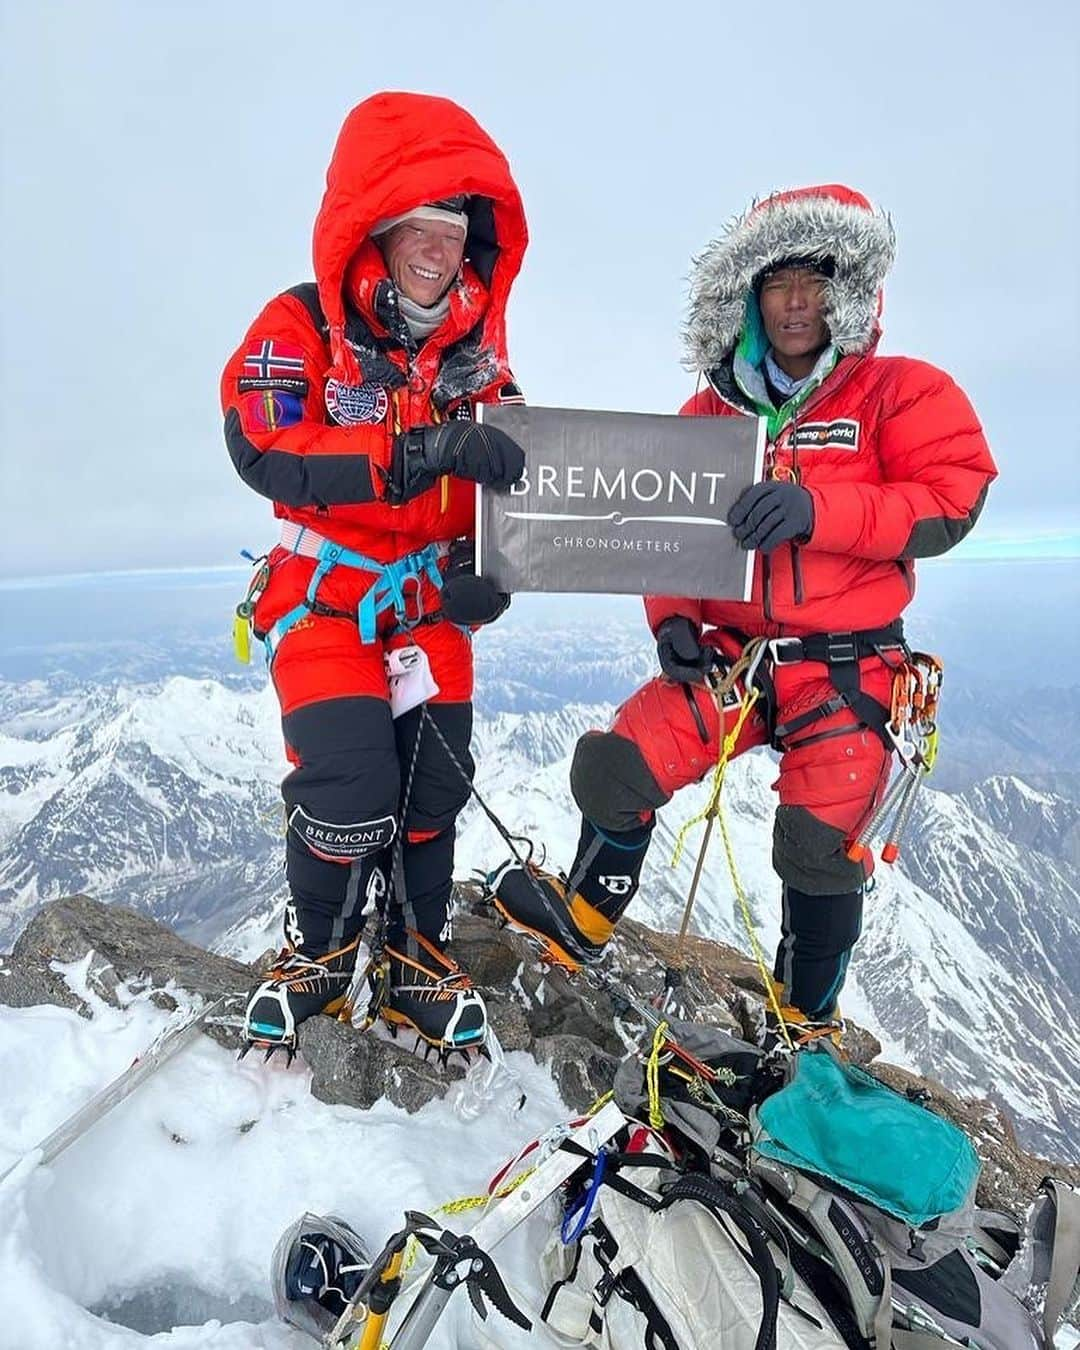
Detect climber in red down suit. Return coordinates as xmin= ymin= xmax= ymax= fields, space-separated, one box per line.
xmin=494 ymin=184 xmax=996 ymax=1041
xmin=221 ymin=92 xmax=528 ymax=1055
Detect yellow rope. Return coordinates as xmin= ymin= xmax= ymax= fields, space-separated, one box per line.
xmin=669 ymin=677 xmax=795 ymax=1053
xmin=585 ymin=1089 xmax=614 ymax=1116
xmin=400 ymin=1165 xmax=539 ymax=1273
xmin=716 ymin=791 xmax=795 ymax=1052
xmin=670 ymin=686 xmax=761 ymax=869
xmin=646 ymin=1019 xmax=669 ymax=1130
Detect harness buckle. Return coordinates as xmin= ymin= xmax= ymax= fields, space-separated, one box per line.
xmin=399 ymin=572 xmax=425 ymax=629
xmin=824 ymin=633 xmax=858 ymax=664
xmin=768 ymin=637 xmax=805 ymax=667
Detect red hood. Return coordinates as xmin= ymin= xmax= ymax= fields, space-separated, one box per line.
xmin=313 ymin=91 xmax=528 ymax=383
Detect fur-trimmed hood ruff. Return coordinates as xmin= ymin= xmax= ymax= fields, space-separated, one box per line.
xmin=684 ymin=184 xmax=896 ymax=372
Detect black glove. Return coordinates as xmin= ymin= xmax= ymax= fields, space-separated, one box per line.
xmin=439 ymin=537 xmax=510 ymax=626
xmin=728 ymin=480 xmax=814 ymax=553
xmin=656 ymin=616 xmax=714 ymax=684
xmin=386 ymin=422 xmax=525 ymax=506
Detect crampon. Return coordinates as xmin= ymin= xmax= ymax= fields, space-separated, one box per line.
xmin=378 ymin=930 xmax=489 ymax=1067
xmin=240 ymin=939 xmax=360 ymax=1064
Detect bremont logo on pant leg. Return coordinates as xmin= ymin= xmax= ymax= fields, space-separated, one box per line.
xmin=289 ymin=805 xmax=397 ymax=861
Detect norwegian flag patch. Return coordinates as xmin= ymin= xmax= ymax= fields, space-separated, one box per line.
xmin=243 ymin=339 xmax=306 ymax=380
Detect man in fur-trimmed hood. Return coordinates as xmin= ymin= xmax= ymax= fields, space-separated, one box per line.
xmin=493 ymin=184 xmax=997 ymax=1043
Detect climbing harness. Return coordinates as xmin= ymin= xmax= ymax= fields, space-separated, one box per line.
xmin=265 ymin=522 xmax=447 ymax=657
xmin=767 ymin=621 xmax=909 ymax=750
xmin=232 ymin=524 xmax=450 ymax=666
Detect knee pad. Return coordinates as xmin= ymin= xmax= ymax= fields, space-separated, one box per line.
xmin=772 ymin=805 xmax=867 ymax=895
xmin=282 ymin=696 xmax=400 ymax=862
xmin=287 ymin=803 xmax=397 ymax=863
xmin=570 ymin=731 xmax=670 ymax=834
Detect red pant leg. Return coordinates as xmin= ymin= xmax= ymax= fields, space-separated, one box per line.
xmin=611 ymin=675 xmax=770 ymax=801
xmin=771 ymin=656 xmax=895 ymax=893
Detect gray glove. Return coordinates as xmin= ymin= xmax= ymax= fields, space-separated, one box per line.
xmin=729 ymin=480 xmax=814 ymax=553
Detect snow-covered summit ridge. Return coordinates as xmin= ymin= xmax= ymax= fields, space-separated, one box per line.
xmin=1 ymin=673 xmax=1078 ymax=1161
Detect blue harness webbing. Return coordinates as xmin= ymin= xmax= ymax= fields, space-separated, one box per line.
xmin=263 ymin=526 xmax=446 ymax=662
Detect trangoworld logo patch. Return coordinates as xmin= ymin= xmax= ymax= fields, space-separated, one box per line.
xmin=325 ymin=379 xmax=390 ymax=427
xmin=598 ymin=875 xmax=633 ymax=897
xmin=289 ymin=805 xmax=396 ymax=862
xmin=790 ymin=419 xmax=860 ymax=452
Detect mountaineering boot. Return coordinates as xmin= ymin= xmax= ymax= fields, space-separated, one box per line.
xmin=488 ymin=861 xmax=615 ymax=972
xmin=760 ymin=979 xmax=845 ymax=1052
xmin=381 ymin=930 xmax=487 ymax=1053
xmin=243 ymin=935 xmax=362 ymax=1057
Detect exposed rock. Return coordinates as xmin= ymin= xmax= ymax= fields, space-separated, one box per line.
xmin=2 ymin=892 xmax=1075 ymax=1223
xmin=298 ymin=1016 xmax=465 ymax=1115
xmin=533 ymin=1034 xmax=620 ymax=1112
xmin=1 ymin=894 xmax=252 ymax=1027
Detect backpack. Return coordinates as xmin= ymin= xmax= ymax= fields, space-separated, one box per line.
xmin=602 ymin=1025 xmax=1079 ymax=1350
xmin=746 ymin=1045 xmax=1080 ymax=1349
xmin=539 ymin=1122 xmax=852 ymax=1349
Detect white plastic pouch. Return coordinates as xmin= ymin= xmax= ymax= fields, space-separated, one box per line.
xmin=385 ymin=644 xmax=439 ymax=718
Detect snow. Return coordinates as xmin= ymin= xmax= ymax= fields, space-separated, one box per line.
xmin=0 ymin=965 xmax=577 ymax=1349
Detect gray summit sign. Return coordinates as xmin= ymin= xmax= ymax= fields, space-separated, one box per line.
xmin=476 ymin=405 xmax=766 ymax=598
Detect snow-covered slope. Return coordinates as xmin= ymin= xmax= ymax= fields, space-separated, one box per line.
xmin=0 ymin=962 xmax=566 ymax=1348
xmin=2 ymin=674 xmax=1078 ymax=1161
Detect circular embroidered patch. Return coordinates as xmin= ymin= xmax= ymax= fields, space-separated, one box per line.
xmin=325 ymin=379 xmax=390 ymax=426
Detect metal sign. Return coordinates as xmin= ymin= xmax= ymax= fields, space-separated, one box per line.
xmin=476 ymin=405 xmax=765 ymax=598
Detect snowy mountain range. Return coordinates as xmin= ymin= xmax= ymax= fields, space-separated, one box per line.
xmin=2 ymin=640 xmax=1078 ymax=1163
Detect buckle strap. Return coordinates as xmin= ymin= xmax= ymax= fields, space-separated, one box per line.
xmin=769 ymin=621 xmax=906 ymax=668
xmin=768 ymin=623 xmax=904 ymax=749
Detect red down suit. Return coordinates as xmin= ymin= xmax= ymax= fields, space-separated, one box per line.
xmin=567 ymin=185 xmax=996 ymax=1019
xmin=220 ymin=92 xmax=527 ymax=956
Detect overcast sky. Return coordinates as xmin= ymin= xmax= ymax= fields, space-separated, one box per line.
xmin=1 ymin=0 xmax=1077 ymax=579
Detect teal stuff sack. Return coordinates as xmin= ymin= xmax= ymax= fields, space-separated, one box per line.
xmin=751 ymin=1046 xmax=980 ymax=1226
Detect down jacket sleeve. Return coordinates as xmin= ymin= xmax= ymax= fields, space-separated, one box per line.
xmin=220 ymin=292 xmax=384 ymax=510
xmin=804 ymin=361 xmax=997 ymax=560
xmin=644 ymin=595 xmax=703 ymax=635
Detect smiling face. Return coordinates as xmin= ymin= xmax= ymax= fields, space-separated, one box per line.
xmin=758 ymin=266 xmax=832 ymax=379
xmin=380 ymin=216 xmax=467 ymax=307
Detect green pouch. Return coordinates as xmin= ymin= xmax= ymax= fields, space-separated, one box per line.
xmin=752 ymin=1046 xmax=980 ymax=1226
